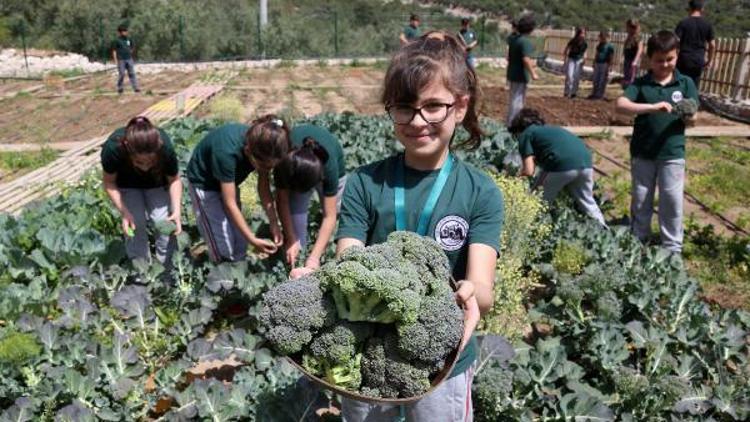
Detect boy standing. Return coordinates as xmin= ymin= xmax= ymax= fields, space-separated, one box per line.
xmin=675 ymin=0 xmax=715 ymax=89
xmin=616 ymin=31 xmax=698 ymax=253
xmin=458 ymin=18 xmax=478 ymax=69
xmin=589 ymin=31 xmax=614 ymax=99
xmin=400 ymin=14 xmax=421 ymax=45
xmin=506 ymin=14 xmax=539 ymax=126
xmin=112 ymin=25 xmax=140 ymax=94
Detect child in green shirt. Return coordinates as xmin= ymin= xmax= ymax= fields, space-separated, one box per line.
xmin=589 ymin=30 xmax=615 ymax=99
xmin=616 ymin=31 xmax=698 ymax=253
xmin=506 ymin=14 xmax=539 ymax=125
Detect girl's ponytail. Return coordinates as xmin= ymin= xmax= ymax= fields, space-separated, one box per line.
xmin=275 ymin=137 xmax=327 ymax=193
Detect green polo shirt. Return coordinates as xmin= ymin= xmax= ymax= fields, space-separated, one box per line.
xmin=517 ymin=125 xmax=592 ymax=172
xmin=112 ymin=36 xmax=134 ymax=61
xmin=459 ymin=29 xmax=477 ymax=51
xmin=337 ymin=154 xmax=504 ymax=379
xmin=286 ymin=124 xmax=346 ymax=196
xmin=186 ymin=124 xmax=254 ymax=191
xmin=594 ymin=42 xmax=615 ymax=64
xmin=100 ymin=127 xmax=178 ymax=189
xmin=507 ymin=33 xmax=534 ymax=83
xmin=403 ymin=25 xmax=420 ymax=41
xmin=623 ymin=71 xmax=698 ymax=160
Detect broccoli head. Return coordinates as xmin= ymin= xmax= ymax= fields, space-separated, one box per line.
xmin=396 ymin=292 xmax=464 ymax=364
xmin=360 ymin=331 xmax=433 ymax=398
xmin=258 ymin=275 xmax=335 ymax=355
xmin=673 ymin=98 xmax=698 ymax=121
xmin=385 ymin=231 xmax=452 ymax=296
xmin=472 ymin=364 xmax=514 ymax=422
xmin=317 ymin=256 xmax=422 ymax=324
xmin=301 ymin=321 xmax=373 ymax=390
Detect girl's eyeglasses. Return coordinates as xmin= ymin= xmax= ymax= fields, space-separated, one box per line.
xmin=386 ymin=102 xmax=455 ymax=125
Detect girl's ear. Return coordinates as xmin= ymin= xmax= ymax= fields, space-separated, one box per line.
xmin=453 ymin=94 xmax=471 ymax=123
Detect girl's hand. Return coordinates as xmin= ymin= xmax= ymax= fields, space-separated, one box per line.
xmin=289 ymin=266 xmax=315 ymax=279
xmin=454 ymin=280 xmax=480 ymax=352
xmin=304 ymin=255 xmax=321 ymax=271
xmin=285 ymin=240 xmax=301 ymax=266
xmin=652 ymin=101 xmax=673 ymax=113
xmin=167 ymin=212 xmax=182 ymax=235
xmin=121 ymin=211 xmax=136 ymax=237
xmin=250 ymin=236 xmax=278 ymax=256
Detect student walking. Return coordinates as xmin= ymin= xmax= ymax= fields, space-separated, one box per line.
xmin=589 ymin=30 xmax=615 ymax=99
xmin=331 ymin=31 xmax=504 ymax=421
xmin=510 ymin=108 xmax=606 ymax=226
xmin=458 ymin=18 xmax=479 ymax=69
xmin=112 ymin=25 xmax=140 ymax=94
xmin=622 ymin=19 xmax=644 ymax=88
xmin=274 ymin=124 xmax=347 ymax=277
xmin=101 ymin=116 xmax=181 ymax=264
xmin=675 ymin=0 xmax=716 ymax=89
xmin=506 ymin=14 xmax=539 ymax=126
xmin=616 ymin=31 xmax=698 ymax=253
xmin=563 ymin=27 xmax=588 ymax=98
xmin=186 ymin=116 xmax=290 ymax=262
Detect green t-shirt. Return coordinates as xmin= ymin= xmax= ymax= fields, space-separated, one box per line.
xmin=112 ymin=36 xmax=134 ymax=61
xmin=337 ymin=154 xmax=504 ymax=378
xmin=594 ymin=42 xmax=615 ymax=64
xmin=186 ymin=123 xmax=254 ymax=191
xmin=507 ymin=33 xmax=534 ymax=83
xmin=286 ymin=124 xmax=346 ymax=196
xmin=517 ymin=125 xmax=592 ymax=172
xmin=100 ymin=127 xmax=178 ymax=189
xmin=403 ymin=25 xmax=420 ymax=41
xmin=623 ymin=71 xmax=698 ymax=160
xmin=459 ymin=29 xmax=477 ymax=51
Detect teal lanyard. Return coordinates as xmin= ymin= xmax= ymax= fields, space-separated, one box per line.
xmin=394 ymin=153 xmax=454 ymax=236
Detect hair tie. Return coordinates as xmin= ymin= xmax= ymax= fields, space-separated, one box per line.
xmin=272 ymin=118 xmax=284 ymax=128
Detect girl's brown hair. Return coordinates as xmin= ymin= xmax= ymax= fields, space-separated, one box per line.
xmin=244 ymin=114 xmax=291 ymax=165
xmin=625 ymin=19 xmax=641 ymax=48
xmin=381 ymin=30 xmax=482 ymax=149
xmin=118 ymin=116 xmax=165 ymax=177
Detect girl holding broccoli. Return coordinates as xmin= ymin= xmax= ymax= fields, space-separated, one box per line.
xmin=274 ymin=124 xmax=346 ymax=275
xmin=186 ymin=115 xmax=289 ymax=263
xmin=100 ymin=116 xmax=182 ymax=264
xmin=335 ymin=31 xmax=504 ymax=421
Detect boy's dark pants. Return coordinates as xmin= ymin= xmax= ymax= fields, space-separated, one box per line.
xmin=117 ymin=59 xmax=140 ymax=92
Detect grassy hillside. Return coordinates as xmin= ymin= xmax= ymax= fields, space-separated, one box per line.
xmin=432 ymin=0 xmax=750 ymax=37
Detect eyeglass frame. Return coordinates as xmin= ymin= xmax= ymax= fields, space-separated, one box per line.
xmin=385 ymin=102 xmax=456 ymax=125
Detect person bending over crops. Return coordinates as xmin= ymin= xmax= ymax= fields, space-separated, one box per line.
xmin=509 ymin=108 xmax=606 ymax=227
xmin=333 ymin=31 xmax=504 ymax=421
xmin=616 ymin=31 xmax=698 ymax=254
xmin=274 ymin=125 xmax=346 ymax=276
xmin=101 ymin=116 xmax=181 ymax=264
xmin=186 ymin=115 xmax=289 ymax=262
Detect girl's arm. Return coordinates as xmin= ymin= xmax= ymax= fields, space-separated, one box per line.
xmin=220 ymin=181 xmax=277 ymax=255
xmin=276 ymin=188 xmax=300 ymax=266
xmin=635 ymin=41 xmax=644 ymax=64
xmin=336 ymin=237 xmax=365 ymax=257
xmin=522 ymin=56 xmax=539 ymax=80
xmin=166 ymin=175 xmax=183 ymax=235
xmin=102 ymin=171 xmax=134 ymax=236
xmin=305 ymin=195 xmax=338 ymax=270
xmin=616 ymin=96 xmax=672 ymax=115
xmin=520 ymin=156 xmax=536 ymax=177
xmin=456 ymin=243 xmax=497 ymax=349
xmin=257 ymin=170 xmax=283 ymax=247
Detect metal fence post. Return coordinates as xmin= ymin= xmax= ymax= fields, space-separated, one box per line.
xmin=256 ymin=10 xmax=263 ymax=59
xmin=334 ymin=11 xmax=339 ymax=57
xmin=179 ymin=15 xmax=186 ymax=61
xmin=99 ymin=17 xmax=105 ymax=63
xmin=480 ymin=17 xmax=486 ymax=54
xmin=20 ymin=19 xmax=29 ymax=77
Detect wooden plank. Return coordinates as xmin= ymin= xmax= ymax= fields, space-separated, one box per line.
xmin=567 ymin=125 xmax=750 ymax=138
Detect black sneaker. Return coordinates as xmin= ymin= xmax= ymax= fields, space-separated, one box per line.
xmin=117 ymin=89 xmax=123 ymax=95
xmin=134 ymin=89 xmax=141 ymax=93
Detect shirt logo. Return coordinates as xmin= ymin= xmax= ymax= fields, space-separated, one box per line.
xmin=434 ymin=215 xmax=469 ymax=251
xmin=671 ymin=91 xmax=684 ymax=103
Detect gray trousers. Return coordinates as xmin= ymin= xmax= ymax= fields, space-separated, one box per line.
xmin=342 ymin=367 xmax=474 ymax=422
xmin=117 ymin=59 xmax=139 ymax=92
xmin=536 ymin=169 xmax=606 ymax=227
xmin=121 ymin=187 xmax=175 ymax=263
xmin=564 ymin=58 xmax=583 ymax=97
xmin=630 ymin=158 xmax=685 ymax=253
xmin=506 ymin=81 xmax=527 ymax=126
xmin=590 ymin=62 xmax=609 ymax=98
xmin=289 ymin=176 xmax=346 ymax=248
xmin=189 ymin=184 xmax=247 ymax=263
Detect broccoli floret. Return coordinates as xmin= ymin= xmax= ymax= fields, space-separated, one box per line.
xmin=301 ymin=321 xmax=373 ymax=390
xmin=595 ymin=291 xmax=622 ymax=322
xmin=472 ymin=364 xmax=514 ymax=422
xmin=385 ymin=231 xmax=452 ymax=296
xmin=673 ymin=98 xmax=698 ymax=121
xmin=360 ymin=332 xmax=433 ymax=398
xmin=396 ymin=292 xmax=464 ymax=364
xmin=317 ymin=258 xmax=422 ymax=324
xmin=258 ymin=275 xmax=335 ymax=355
